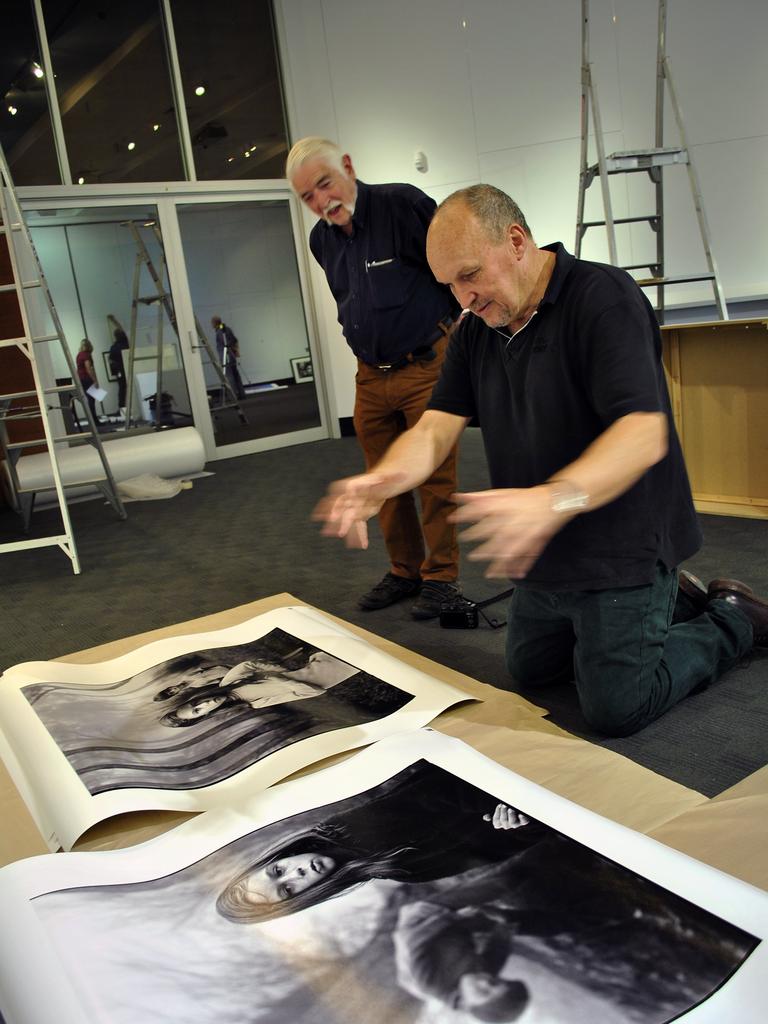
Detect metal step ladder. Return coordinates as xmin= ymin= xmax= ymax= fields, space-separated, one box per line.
xmin=0 ymin=142 xmax=126 ymax=575
xmin=120 ymin=220 xmax=247 ymax=428
xmin=574 ymin=0 xmax=728 ymax=323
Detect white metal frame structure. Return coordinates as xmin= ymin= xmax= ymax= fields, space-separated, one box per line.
xmin=16 ymin=181 xmax=330 ymax=462
xmin=158 ymin=188 xmax=329 ymax=461
xmin=6 ymin=4 xmax=330 ymax=462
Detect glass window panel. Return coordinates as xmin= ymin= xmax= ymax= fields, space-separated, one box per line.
xmin=27 ymin=205 xmax=193 ymax=433
xmin=1 ymin=2 xmax=60 ymax=185
xmin=176 ymin=200 xmax=320 ymax=447
xmin=40 ymin=0 xmax=185 ymax=184
xmin=169 ymin=0 xmax=289 ymax=181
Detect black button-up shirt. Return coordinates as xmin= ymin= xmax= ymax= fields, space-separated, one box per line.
xmin=309 ymin=180 xmax=458 ymax=365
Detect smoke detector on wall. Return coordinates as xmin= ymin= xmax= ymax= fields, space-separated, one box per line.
xmin=414 ymin=150 xmax=428 ymax=173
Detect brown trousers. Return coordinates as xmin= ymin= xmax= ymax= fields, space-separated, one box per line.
xmin=353 ymin=334 xmax=459 ymax=582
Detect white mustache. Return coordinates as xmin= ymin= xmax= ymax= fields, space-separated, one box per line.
xmin=322 ymin=200 xmax=354 ymax=220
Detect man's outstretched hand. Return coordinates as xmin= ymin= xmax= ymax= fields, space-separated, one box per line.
xmin=451 ymin=486 xmax=564 ymax=578
xmin=312 ymin=471 xmax=409 ymax=548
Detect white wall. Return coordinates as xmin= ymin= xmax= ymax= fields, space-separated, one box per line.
xmin=275 ymin=0 xmax=768 ymax=419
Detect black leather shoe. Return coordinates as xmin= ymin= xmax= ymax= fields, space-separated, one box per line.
xmin=709 ymin=582 xmax=768 ymax=647
xmin=358 ymin=573 xmax=420 ymax=611
xmin=673 ymin=569 xmax=709 ymax=623
xmin=708 ymin=577 xmax=756 ymax=599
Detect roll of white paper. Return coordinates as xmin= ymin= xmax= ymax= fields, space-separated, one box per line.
xmin=6 ymin=427 xmax=206 ymax=505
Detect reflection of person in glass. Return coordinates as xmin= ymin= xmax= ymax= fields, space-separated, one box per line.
xmin=211 ymin=315 xmax=246 ymax=400
xmin=76 ymin=338 xmax=99 ymax=421
xmin=216 ymin=766 xmax=542 ymax=923
xmin=108 ymin=327 xmax=130 ymax=413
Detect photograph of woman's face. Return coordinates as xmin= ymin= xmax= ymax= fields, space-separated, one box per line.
xmin=242 ymin=853 xmax=338 ymax=904
xmin=173 ymin=694 xmax=229 ymax=721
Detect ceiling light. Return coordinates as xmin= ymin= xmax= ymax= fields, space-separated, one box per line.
xmin=127 ymin=141 xmax=136 ymax=151
xmin=8 ymin=105 xmax=18 ymax=116
xmin=194 ymin=85 xmax=206 ymax=97
xmin=32 ymin=62 xmax=44 ymax=79
xmin=243 ymin=150 xmax=250 ymax=158
xmin=227 ymin=157 xmax=234 ymax=163
xmin=152 ymin=123 xmax=160 ymax=132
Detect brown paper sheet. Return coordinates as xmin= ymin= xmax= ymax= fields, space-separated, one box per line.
xmin=649 ymin=764 xmax=768 ymax=890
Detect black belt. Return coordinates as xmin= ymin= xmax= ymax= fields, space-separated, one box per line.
xmin=370 ymin=318 xmax=453 ymax=373
xmin=372 ymin=345 xmax=437 ymax=373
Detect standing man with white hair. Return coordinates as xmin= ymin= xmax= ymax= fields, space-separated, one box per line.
xmin=287 ymin=137 xmax=462 ymax=620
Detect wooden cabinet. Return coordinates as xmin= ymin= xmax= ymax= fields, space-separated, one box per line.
xmin=662 ymin=319 xmax=768 ymax=520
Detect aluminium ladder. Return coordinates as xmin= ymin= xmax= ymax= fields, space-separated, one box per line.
xmin=0 ymin=143 xmax=126 ymax=575
xmin=120 ymin=220 xmax=247 ymax=429
xmin=574 ymin=0 xmax=728 ymax=322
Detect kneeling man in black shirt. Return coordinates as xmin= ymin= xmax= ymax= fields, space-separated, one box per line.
xmin=314 ymin=183 xmax=767 ymax=736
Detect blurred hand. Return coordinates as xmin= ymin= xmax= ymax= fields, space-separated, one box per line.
xmin=312 ymin=471 xmax=408 ymax=548
xmin=451 ymin=486 xmax=562 ymax=578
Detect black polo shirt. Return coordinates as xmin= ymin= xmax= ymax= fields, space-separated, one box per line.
xmin=428 ymin=243 xmax=701 ymax=590
xmin=309 ymin=180 xmax=458 ymax=365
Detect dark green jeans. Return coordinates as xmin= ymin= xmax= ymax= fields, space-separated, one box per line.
xmin=504 ymin=563 xmax=753 ymax=736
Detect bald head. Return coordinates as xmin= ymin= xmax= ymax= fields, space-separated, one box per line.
xmin=427 ymin=186 xmax=544 ymax=331
xmin=434 ymin=185 xmax=532 ymax=243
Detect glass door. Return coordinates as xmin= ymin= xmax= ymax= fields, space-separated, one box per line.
xmin=26 ymin=202 xmax=194 ymax=436
xmin=161 ymin=195 xmax=327 ymax=459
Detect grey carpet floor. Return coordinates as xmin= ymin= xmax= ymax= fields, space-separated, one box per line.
xmin=1 ymin=430 xmax=766 ymax=797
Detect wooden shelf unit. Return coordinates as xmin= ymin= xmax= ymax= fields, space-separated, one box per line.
xmin=661 ymin=318 xmax=768 ymax=520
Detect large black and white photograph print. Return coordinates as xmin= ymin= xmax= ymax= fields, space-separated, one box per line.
xmin=34 ymin=759 xmax=757 ymax=1024
xmin=21 ymin=627 xmax=412 ymax=794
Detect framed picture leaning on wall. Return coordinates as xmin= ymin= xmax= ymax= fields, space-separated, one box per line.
xmin=290 ymin=355 xmax=313 ymax=383
xmin=102 ymin=351 xmax=119 ymax=383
